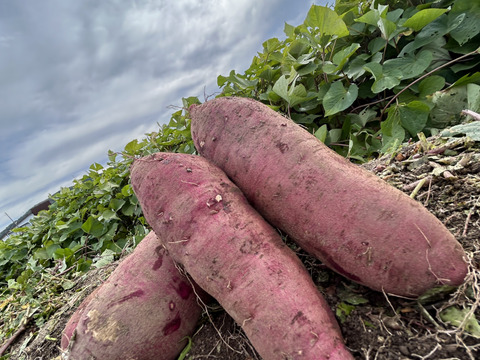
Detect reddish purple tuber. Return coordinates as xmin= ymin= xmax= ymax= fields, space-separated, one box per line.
xmin=130 ymin=152 xmax=354 ymax=360
xmin=189 ymin=96 xmax=468 ymax=298
xmin=61 ymin=231 xmax=202 ymax=360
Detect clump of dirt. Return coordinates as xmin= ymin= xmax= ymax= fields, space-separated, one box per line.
xmin=4 ymin=134 xmax=480 ymax=360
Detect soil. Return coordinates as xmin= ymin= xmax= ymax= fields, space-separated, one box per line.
xmin=4 ymin=134 xmax=480 ymax=360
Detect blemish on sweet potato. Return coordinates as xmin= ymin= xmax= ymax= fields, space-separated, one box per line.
xmin=152 ymin=246 xmax=164 ymax=271
xmin=110 ymin=289 xmax=145 ymax=306
xmin=291 ymin=311 xmax=305 ymax=325
xmin=172 ymin=281 xmax=192 ymax=300
xmin=319 ymin=251 xmax=361 ymax=283
xmin=163 ymin=312 xmax=181 ymax=336
xmin=85 ymin=309 xmax=121 ymax=343
xmin=276 ymin=142 xmax=290 ymax=153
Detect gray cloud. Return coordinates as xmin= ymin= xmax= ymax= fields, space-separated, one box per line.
xmin=0 ymin=0 xmax=320 ymax=230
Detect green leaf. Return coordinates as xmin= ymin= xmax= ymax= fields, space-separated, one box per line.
xmin=364 ymin=61 xmax=402 ymax=93
xmin=398 ymin=101 xmax=430 ymax=137
xmin=323 ymin=82 xmax=358 ymax=116
xmin=417 ymin=285 xmax=457 ymax=305
xmin=387 ymin=8 xmax=403 ymax=23
xmin=322 ymin=62 xmax=338 ymax=75
xmin=442 ymin=121 xmax=480 ymax=141
xmin=217 ymin=70 xmax=258 ymax=90
xmin=33 ymin=248 xmax=49 ymax=260
xmin=381 ymin=106 xmax=406 ymax=152
xmin=288 ymin=84 xmax=309 ymax=107
xmin=336 ymin=302 xmax=355 ymax=323
xmin=399 ymin=14 xmax=463 ymax=56
xmin=9 ymin=247 xmax=28 ymax=261
xmin=345 ymin=56 xmax=367 ymax=80
xmin=304 ymin=5 xmax=349 ymax=38
xmin=440 ymin=306 xmax=480 ymax=338
xmin=93 ymin=249 xmax=116 ymax=269
xmin=314 ymin=124 xmax=328 ymax=142
xmin=81 ymin=216 xmax=105 ymax=237
xmin=272 ymin=75 xmax=311 ymax=107
xmin=363 ymin=62 xmax=383 ymax=80
xmin=368 ymin=37 xmax=386 ymax=54
xmin=61 ymin=279 xmax=76 ymax=290
xmin=109 ymin=198 xmax=126 ymax=211
xmin=284 ymin=22 xmax=295 ymax=38
xmin=468 ymin=83 xmax=480 ymax=111
xmin=121 ymin=184 xmax=133 ymax=197
xmin=45 ymin=243 xmax=60 ymax=258
xmin=418 ymin=76 xmax=445 ymax=98
xmin=337 ymin=286 xmax=368 ymax=305
xmin=383 ymin=50 xmax=432 ymax=80
xmin=182 ymin=96 xmax=200 ymax=109
xmin=291 ymin=113 xmax=318 ymax=124
xmin=263 ymin=37 xmax=281 ymax=53
xmin=331 ymin=43 xmax=361 ymax=72
xmin=296 ymin=62 xmax=317 ymax=76
xmin=354 ymin=6 xmax=396 ymax=40
xmin=450 ymin=72 xmax=480 ymax=88
xmin=54 ymin=247 xmax=74 ymax=260
xmin=121 ymin=203 xmax=136 ymax=216
xmin=90 ymin=162 xmax=103 ymax=171
xmin=8 ymin=279 xmax=22 ymax=290
xmin=377 ymin=17 xmax=397 ymax=40
xmin=351 ymin=109 xmax=377 ymax=128
xmin=402 ymin=9 xmax=448 ymax=31
xmin=124 ymin=139 xmax=143 ymax=155
xmin=99 ymin=209 xmax=119 ymax=221
xmin=451 ymin=59 xmax=480 ymax=74
xmin=327 ymin=128 xmax=342 ymax=144
xmin=449 ymin=0 xmax=480 ymax=45
xmin=430 ymin=86 xmax=468 ymax=128
xmin=356 ymin=9 xmax=380 ymax=27
xmin=273 ymin=75 xmax=290 ymax=102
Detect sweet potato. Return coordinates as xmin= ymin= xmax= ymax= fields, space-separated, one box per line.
xmin=189 ymin=96 xmax=468 ymax=298
xmin=62 ymin=231 xmax=203 ymax=360
xmin=130 ymin=153 xmax=353 ymax=360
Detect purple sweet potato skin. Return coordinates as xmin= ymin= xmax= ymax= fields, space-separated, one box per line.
xmin=63 ymin=231 xmax=202 ymax=360
xmin=130 ymin=153 xmax=353 ymax=360
xmin=189 ymin=96 xmax=468 ymax=298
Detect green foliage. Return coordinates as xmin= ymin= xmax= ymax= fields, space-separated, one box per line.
xmin=0 ymin=97 xmax=198 ymax=340
xmin=440 ymin=306 xmax=480 ymax=338
xmin=218 ymin=0 xmax=480 ymax=160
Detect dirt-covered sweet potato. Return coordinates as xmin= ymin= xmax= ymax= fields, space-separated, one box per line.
xmin=189 ymin=96 xmax=468 ymax=298
xmin=130 ymin=152 xmax=353 ymax=360
xmin=62 ymin=231 xmax=202 ymax=360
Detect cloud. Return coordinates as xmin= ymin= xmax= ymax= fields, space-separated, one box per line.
xmin=0 ymin=0 xmax=317 ymax=231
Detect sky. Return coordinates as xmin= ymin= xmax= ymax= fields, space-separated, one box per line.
xmin=0 ymin=0 xmax=328 ymax=232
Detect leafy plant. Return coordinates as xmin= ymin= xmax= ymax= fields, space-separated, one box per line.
xmin=218 ymin=0 xmax=480 ymax=161
xmin=0 ymin=97 xmax=198 ymax=342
